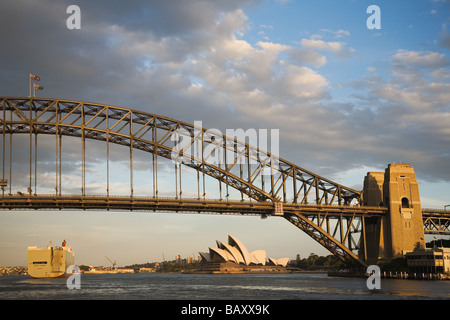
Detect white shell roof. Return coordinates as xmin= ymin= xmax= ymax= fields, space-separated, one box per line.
xmin=228 ymin=235 xmax=251 ymax=266
xmin=250 ymin=250 xmax=266 ymax=265
xmin=200 ymin=235 xmax=288 ymax=267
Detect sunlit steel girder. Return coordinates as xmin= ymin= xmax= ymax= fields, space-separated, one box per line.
xmin=0 ymin=194 xmax=386 ymax=216
xmin=422 ymin=209 xmax=450 ymax=235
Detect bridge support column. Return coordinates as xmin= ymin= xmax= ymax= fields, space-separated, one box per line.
xmin=360 ymin=164 xmax=425 ymax=264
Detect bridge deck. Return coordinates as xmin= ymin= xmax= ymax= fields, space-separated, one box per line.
xmin=2 ymin=195 xmax=447 ymax=236
xmin=0 ymin=194 xmax=387 ymax=216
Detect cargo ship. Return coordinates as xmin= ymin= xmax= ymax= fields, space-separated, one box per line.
xmin=27 ymin=240 xmax=75 ymax=278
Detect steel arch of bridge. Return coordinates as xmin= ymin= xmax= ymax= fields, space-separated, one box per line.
xmin=0 ymin=97 xmax=384 ymax=266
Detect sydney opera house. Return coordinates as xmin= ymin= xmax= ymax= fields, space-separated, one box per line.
xmin=195 ymin=235 xmax=290 ymax=273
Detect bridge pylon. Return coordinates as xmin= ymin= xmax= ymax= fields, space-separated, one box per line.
xmin=360 ymin=163 xmax=425 ymax=264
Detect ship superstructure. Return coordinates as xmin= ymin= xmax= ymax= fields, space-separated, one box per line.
xmin=27 ymin=240 xmax=75 ymax=278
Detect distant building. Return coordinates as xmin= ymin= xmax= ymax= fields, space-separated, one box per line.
xmin=406 ymin=247 xmax=450 ymax=274
xmin=139 ymin=267 xmax=155 ymax=273
xmin=117 ymin=268 xmax=134 ymax=273
xmin=196 ymin=235 xmax=289 ymax=273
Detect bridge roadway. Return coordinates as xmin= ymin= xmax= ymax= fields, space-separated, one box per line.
xmin=0 ymin=194 xmax=386 ymax=215
xmin=1 ymin=194 xmax=448 ymax=235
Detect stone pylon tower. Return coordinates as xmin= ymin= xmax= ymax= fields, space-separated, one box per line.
xmin=360 ymin=164 xmax=425 ymax=264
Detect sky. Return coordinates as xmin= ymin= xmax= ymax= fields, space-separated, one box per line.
xmin=0 ymin=0 xmax=449 ymax=267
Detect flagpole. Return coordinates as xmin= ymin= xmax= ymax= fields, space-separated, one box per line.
xmin=29 ymin=74 xmax=43 ymax=97
xmin=29 ymin=74 xmax=31 ymax=97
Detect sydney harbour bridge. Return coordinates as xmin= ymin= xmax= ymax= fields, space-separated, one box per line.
xmin=0 ymin=97 xmax=448 ymax=267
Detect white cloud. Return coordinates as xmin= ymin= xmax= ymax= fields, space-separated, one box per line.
xmin=393 ymin=49 xmax=449 ymax=69
xmin=319 ymin=29 xmax=350 ymax=38
xmin=260 ymin=24 xmax=274 ymax=29
xmin=300 ymin=38 xmax=354 ymax=57
xmin=276 ymin=64 xmax=328 ymax=99
xmin=1 ymin=0 xmax=449 ymax=187
xmin=289 ymin=49 xmax=327 ymax=68
xmin=346 ymin=48 xmax=450 ymax=180
xmin=288 ymin=32 xmax=354 ymax=68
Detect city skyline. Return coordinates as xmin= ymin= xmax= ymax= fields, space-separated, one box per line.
xmin=0 ymin=0 xmax=449 ymax=266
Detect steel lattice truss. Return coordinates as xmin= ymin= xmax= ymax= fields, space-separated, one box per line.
xmin=0 ymin=97 xmax=413 ymax=267
xmin=422 ymin=209 xmax=450 ymax=235
xmin=0 ymin=97 xmax=361 ymax=204
xmin=283 ymin=205 xmax=388 ymax=266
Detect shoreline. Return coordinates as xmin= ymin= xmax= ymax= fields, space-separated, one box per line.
xmin=0 ymin=267 xmax=27 ymax=276
xmin=328 ymin=271 xmax=450 ymax=281
xmin=0 ymin=266 xmax=327 ymax=276
xmin=5 ymin=266 xmax=447 ymax=280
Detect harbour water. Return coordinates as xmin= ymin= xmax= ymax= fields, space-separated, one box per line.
xmin=1 ymin=272 xmax=449 ymax=300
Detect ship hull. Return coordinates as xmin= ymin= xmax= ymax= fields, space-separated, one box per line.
xmin=28 ymin=245 xmax=75 ymax=278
